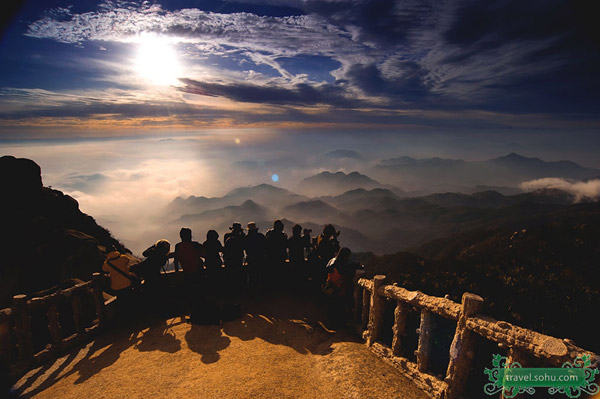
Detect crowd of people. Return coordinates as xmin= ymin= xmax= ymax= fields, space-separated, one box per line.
xmin=101 ymin=220 xmax=362 ymax=327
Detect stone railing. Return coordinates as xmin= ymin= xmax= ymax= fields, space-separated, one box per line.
xmin=0 ymin=273 xmax=106 ymax=382
xmin=353 ymin=273 xmax=600 ymax=399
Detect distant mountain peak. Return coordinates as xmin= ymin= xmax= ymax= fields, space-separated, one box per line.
xmin=239 ymin=199 xmax=263 ymax=208
xmin=298 ymin=170 xmax=382 ymax=196
xmin=491 ymin=153 xmax=542 ymax=162
xmin=225 ymin=183 xmax=290 ymax=196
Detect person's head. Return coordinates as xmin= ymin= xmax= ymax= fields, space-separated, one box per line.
xmin=323 ymin=224 xmax=337 ymax=237
xmin=292 ymin=224 xmax=302 ymax=236
xmin=155 ymin=239 xmax=171 ymax=254
xmin=303 ymin=228 xmax=312 ymax=237
xmin=180 ymin=227 xmax=192 ymax=242
xmin=336 ymin=247 xmax=351 ymax=263
xmin=230 ymin=222 xmax=242 ymax=233
xmin=206 ymin=230 xmax=219 ymax=241
xmin=273 ymin=219 xmax=284 ymax=232
xmin=247 ymin=221 xmax=259 ymax=233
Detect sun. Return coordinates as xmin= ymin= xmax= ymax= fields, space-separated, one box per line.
xmin=134 ymin=35 xmax=182 ymax=86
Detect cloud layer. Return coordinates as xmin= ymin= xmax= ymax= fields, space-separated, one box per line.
xmin=520 ymin=178 xmax=600 ymax=202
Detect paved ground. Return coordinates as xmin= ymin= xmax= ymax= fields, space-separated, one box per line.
xmin=13 ymin=291 xmax=429 ymax=399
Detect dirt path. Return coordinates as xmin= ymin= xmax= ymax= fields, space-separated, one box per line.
xmin=13 ymin=292 xmax=429 ymax=399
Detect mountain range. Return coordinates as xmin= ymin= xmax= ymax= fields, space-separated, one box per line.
xmin=370 ymin=152 xmax=600 ymax=193
xmin=157 ymin=162 xmax=599 ymax=255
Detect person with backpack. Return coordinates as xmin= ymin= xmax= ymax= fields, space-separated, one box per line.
xmin=102 ymin=247 xmax=139 ymax=295
xmin=315 ymin=224 xmax=341 ymax=283
xmin=323 ymin=247 xmax=361 ymax=328
xmin=102 ymin=246 xmax=141 ymax=316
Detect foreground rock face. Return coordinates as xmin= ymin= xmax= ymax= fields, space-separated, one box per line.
xmin=0 ymin=156 xmax=128 ymax=307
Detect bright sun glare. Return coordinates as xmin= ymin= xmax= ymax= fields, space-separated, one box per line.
xmin=134 ymin=35 xmax=182 ymax=86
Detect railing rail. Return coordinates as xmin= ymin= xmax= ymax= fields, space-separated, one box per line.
xmin=0 ymin=273 xmax=106 ymax=382
xmin=353 ymin=273 xmax=600 ymax=399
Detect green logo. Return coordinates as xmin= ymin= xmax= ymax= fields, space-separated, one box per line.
xmin=484 ymin=354 xmax=599 ymax=398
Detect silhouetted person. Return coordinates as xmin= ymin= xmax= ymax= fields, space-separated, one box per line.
xmin=203 ymin=230 xmax=223 ymax=280
xmin=174 ymin=228 xmax=203 ymax=279
xmin=302 ymin=228 xmax=313 ymax=256
xmin=131 ymin=239 xmax=171 ymax=285
xmin=265 ymin=220 xmax=288 ymax=281
xmin=315 ymin=224 xmax=340 ymax=282
xmin=224 ymin=222 xmax=245 ymax=287
xmin=224 ymin=222 xmax=245 ymax=268
xmin=288 ymin=224 xmax=309 ymax=288
xmin=244 ymin=222 xmax=267 ymax=289
xmin=324 ymin=247 xmax=361 ymax=328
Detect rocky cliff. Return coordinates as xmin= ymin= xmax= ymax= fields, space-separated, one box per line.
xmin=0 ymin=156 xmax=129 ymax=307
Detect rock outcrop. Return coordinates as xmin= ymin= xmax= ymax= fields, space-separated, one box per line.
xmin=0 ymin=156 xmax=129 ymax=307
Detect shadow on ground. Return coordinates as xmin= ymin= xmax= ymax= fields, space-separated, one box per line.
xmin=14 ymin=288 xmax=355 ymax=397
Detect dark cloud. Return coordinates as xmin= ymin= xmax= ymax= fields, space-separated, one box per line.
xmin=302 ymin=0 xmax=436 ymax=46
xmin=178 ymin=78 xmax=362 ymax=108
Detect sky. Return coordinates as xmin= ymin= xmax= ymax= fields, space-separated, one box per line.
xmin=1 ymin=0 xmax=599 ymax=136
xmin=1 ymin=0 xmax=599 ymax=253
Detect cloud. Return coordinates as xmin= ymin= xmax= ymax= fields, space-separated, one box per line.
xmin=1 ymin=0 xmax=595 ymax=134
xmin=178 ymin=78 xmax=361 ymax=108
xmin=60 ymin=172 xmax=109 ymax=193
xmin=520 ymin=178 xmax=600 ymax=202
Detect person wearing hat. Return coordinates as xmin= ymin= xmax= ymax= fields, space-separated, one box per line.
xmin=244 ymin=222 xmax=267 ymax=289
xmin=223 ymin=222 xmax=245 ymax=273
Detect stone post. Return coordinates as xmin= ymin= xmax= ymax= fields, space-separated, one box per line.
xmin=391 ymin=301 xmax=409 ymax=357
xmin=367 ymin=275 xmax=387 ymax=346
xmin=501 ymin=347 xmax=529 ymax=399
xmin=46 ymin=297 xmax=62 ymax=344
xmin=361 ymin=286 xmax=370 ymax=332
xmin=12 ymin=295 xmax=33 ymax=361
xmin=71 ymin=292 xmax=85 ymax=334
xmin=416 ymin=309 xmax=433 ymax=372
xmin=0 ymin=312 xmax=11 ymax=378
xmin=353 ymin=270 xmax=366 ymax=326
xmin=92 ymin=273 xmax=106 ymax=328
xmin=443 ymin=293 xmax=484 ymax=399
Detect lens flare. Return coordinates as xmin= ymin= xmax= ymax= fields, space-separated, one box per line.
xmin=271 ymin=174 xmax=279 ymax=182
